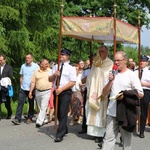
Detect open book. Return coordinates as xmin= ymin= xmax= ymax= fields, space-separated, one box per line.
xmin=109 ymin=92 xmax=123 ymax=100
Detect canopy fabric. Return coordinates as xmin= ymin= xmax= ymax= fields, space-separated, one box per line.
xmin=62 ymin=17 xmax=138 ymax=44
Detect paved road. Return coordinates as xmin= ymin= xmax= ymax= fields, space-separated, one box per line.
xmin=0 ymin=117 xmax=150 ymax=150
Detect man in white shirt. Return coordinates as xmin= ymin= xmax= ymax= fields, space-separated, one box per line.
xmin=49 ymin=48 xmax=76 ymax=142
xmin=134 ymin=55 xmax=150 ymax=138
xmin=102 ymin=51 xmax=143 ymax=150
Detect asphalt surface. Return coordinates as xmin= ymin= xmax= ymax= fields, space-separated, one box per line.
xmin=0 ymin=116 xmax=150 ymax=150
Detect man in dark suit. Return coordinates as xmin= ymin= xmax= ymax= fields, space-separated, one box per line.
xmin=0 ymin=54 xmax=13 ymax=119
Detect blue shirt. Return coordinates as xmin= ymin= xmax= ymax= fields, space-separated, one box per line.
xmin=20 ymin=62 xmax=39 ymax=91
xmin=81 ymin=68 xmax=90 ymax=79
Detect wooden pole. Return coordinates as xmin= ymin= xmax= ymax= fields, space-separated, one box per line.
xmin=137 ymin=13 xmax=141 ymax=133
xmin=138 ymin=14 xmax=141 ymax=78
xmin=113 ymin=0 xmax=117 ymax=55
xmin=54 ymin=1 xmax=64 ymax=130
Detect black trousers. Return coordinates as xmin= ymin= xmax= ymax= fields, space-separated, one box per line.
xmin=140 ymin=89 xmax=150 ymax=134
xmin=56 ymin=89 xmax=72 ymax=138
xmin=81 ymin=88 xmax=87 ymax=130
xmin=0 ymin=92 xmax=12 ymax=117
xmin=15 ymin=89 xmax=34 ymax=121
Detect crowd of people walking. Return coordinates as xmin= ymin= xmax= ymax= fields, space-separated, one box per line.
xmin=0 ymin=45 xmax=150 ymax=150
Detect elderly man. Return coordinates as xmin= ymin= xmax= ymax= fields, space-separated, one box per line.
xmin=85 ymin=45 xmax=113 ymax=143
xmin=29 ymin=59 xmax=52 ymax=127
xmin=49 ymin=48 xmax=76 ymax=142
xmin=102 ymin=51 xmax=143 ymax=150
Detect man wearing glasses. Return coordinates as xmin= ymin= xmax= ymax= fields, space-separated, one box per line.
xmin=102 ymin=51 xmax=143 ymax=150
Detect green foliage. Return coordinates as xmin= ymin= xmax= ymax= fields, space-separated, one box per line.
xmin=0 ymin=5 xmax=19 ymax=21
xmin=123 ymin=46 xmax=139 ymax=63
xmin=0 ymin=0 xmax=150 ymax=62
xmin=0 ymin=0 xmax=150 ymax=100
xmin=1 ymin=101 xmax=29 ymax=117
xmin=141 ymin=45 xmax=150 ymax=55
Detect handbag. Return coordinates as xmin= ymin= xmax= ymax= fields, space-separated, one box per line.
xmin=8 ymin=85 xmax=14 ymax=97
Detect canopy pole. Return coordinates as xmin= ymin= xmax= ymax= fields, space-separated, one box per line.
xmin=113 ymin=0 xmax=117 ymax=54
xmin=137 ymin=13 xmax=141 ymax=133
xmin=54 ymin=0 xmax=64 ymax=131
xmin=138 ymin=14 xmax=141 ymax=78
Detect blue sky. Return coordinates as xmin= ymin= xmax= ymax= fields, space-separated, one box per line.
xmin=141 ymin=26 xmax=150 ymax=48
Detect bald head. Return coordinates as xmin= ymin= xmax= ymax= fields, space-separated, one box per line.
xmin=114 ymin=51 xmax=128 ymax=72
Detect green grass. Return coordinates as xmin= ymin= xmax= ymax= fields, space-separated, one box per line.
xmin=1 ymin=100 xmax=28 ymax=117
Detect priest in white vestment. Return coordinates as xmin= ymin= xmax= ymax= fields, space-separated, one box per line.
xmin=85 ymin=45 xmax=113 ymax=142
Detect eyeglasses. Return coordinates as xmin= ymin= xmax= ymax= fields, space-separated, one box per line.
xmin=114 ymin=59 xmax=125 ymax=62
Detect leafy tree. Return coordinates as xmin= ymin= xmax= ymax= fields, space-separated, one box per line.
xmin=63 ymin=0 xmax=150 ymax=60
xmin=65 ymin=0 xmax=150 ymax=27
xmin=0 ymin=0 xmax=150 ymax=63
xmin=0 ymin=0 xmax=150 ymax=100
xmin=0 ymin=0 xmax=61 ymax=99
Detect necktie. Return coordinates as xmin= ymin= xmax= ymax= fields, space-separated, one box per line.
xmin=140 ymin=69 xmax=143 ymax=80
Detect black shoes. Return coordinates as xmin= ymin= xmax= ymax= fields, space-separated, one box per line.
xmin=36 ymin=123 xmax=42 ymax=128
xmin=139 ymin=133 xmax=145 ymax=138
xmin=54 ymin=137 xmax=63 ymax=142
xmin=119 ymin=136 xmax=123 ymax=147
xmin=65 ymin=130 xmax=68 ymax=135
xmin=95 ymin=137 xmax=103 ymax=143
xmin=78 ymin=129 xmax=87 ymax=134
xmin=36 ymin=121 xmax=50 ymax=128
xmin=6 ymin=112 xmax=12 ymax=119
xmin=96 ymin=137 xmax=103 ymax=149
xmin=6 ymin=115 xmax=11 ymax=119
xmin=98 ymin=142 xmax=103 ymax=149
xmin=24 ymin=115 xmax=28 ymax=119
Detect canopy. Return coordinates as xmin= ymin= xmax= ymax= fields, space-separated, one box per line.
xmin=62 ymin=16 xmax=138 ymax=44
